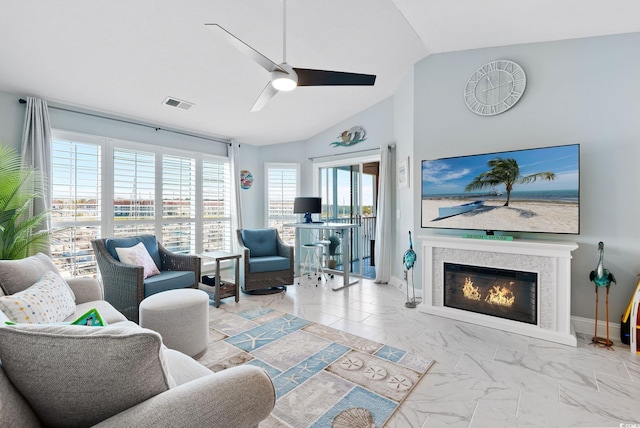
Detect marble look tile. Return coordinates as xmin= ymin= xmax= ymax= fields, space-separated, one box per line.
xmin=559 ymin=379 xmax=640 ymax=422
xmin=455 ymin=353 xmax=560 ymax=401
xmin=494 ymin=347 xmax=599 ymax=392
xmin=448 ymin=322 xmax=529 ymax=354
xmin=596 ymin=370 xmax=640 ymax=400
xmin=625 ymin=360 xmax=640 ymax=381
xmin=514 ymin=390 xmax=620 ymax=428
xmin=527 ymin=339 xmax=633 ymax=380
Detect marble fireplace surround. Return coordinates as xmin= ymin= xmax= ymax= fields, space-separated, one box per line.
xmin=418 ymin=236 xmax=579 ymax=346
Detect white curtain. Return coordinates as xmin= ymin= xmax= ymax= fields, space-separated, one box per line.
xmin=21 ymin=97 xmax=52 ymax=228
xmin=374 ymin=144 xmax=392 ymax=283
xmin=229 ymin=141 xmax=243 ymax=252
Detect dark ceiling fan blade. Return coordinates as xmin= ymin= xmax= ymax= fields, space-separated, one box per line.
xmin=293 ymin=68 xmax=376 ymax=86
xmin=205 ymin=24 xmax=285 ymax=74
xmin=251 ymin=82 xmax=279 ymax=112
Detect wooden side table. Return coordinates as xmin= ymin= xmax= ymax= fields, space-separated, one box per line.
xmin=199 ymin=251 xmax=241 ymax=308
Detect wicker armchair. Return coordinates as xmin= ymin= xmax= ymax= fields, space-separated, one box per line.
xmin=92 ymin=235 xmax=200 ymax=322
xmin=237 ymin=229 xmax=293 ymax=293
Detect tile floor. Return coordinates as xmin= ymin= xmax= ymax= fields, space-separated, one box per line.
xmin=209 ymin=276 xmax=640 ymax=428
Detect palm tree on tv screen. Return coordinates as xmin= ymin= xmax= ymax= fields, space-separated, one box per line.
xmin=464 ymin=158 xmax=555 ymax=206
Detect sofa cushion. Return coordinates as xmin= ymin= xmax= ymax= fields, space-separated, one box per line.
xmin=0 ymin=271 xmax=76 ymax=324
xmin=0 ymin=366 xmax=42 ymax=427
xmin=0 ymin=324 xmax=172 ymax=428
xmin=242 ymin=229 xmax=278 ymax=257
xmin=104 ymin=235 xmax=161 ymax=269
xmin=0 ymin=253 xmax=75 ymax=300
xmin=143 ymin=271 xmax=195 ymax=298
xmin=248 ymin=256 xmax=290 ymax=273
xmin=116 ymin=242 xmax=161 ymax=279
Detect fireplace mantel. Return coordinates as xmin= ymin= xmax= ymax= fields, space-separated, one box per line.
xmin=418 ymin=235 xmax=579 ymax=346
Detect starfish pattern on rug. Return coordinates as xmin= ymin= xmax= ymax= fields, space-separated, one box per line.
xmin=202 ymin=307 xmax=435 ymax=427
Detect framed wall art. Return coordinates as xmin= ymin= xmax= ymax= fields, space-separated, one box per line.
xmin=397 ymin=157 xmax=410 ymax=189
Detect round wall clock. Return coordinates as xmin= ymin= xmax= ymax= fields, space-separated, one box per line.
xmin=464 ymin=60 xmax=526 ymax=116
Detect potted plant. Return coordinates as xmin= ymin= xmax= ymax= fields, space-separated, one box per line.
xmin=0 ymin=144 xmax=50 ymax=259
xmin=327 ymin=234 xmax=341 ymax=269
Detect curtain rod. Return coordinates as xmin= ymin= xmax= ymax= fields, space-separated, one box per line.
xmin=308 ymin=144 xmax=395 ymax=161
xmin=19 ymin=98 xmax=231 ymax=146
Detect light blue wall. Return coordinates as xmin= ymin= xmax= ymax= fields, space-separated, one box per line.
xmin=411 ymin=33 xmax=640 ymax=319
xmin=251 ymin=98 xmax=396 ymax=224
xmin=0 ymin=91 xmax=26 ymax=151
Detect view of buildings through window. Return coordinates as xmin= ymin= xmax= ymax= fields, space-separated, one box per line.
xmin=50 ymin=131 xmax=231 ymax=278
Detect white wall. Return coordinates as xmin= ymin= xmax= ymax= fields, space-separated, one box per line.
xmin=410 ymin=33 xmax=640 ymax=320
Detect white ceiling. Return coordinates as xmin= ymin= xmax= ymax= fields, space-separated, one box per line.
xmin=1 ymin=1 xmax=638 ymax=146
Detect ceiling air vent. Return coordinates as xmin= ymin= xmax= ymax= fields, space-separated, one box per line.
xmin=163 ymin=97 xmax=194 ymax=110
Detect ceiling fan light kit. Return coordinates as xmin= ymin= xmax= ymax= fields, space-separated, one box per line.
xmin=206 ymin=0 xmax=375 ymax=111
xmin=271 ymin=64 xmax=298 ymax=91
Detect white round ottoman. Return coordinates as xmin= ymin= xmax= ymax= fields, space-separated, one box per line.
xmin=139 ymin=289 xmax=209 ymax=358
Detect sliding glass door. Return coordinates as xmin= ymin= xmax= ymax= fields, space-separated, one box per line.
xmin=315 ymin=155 xmax=379 ymax=279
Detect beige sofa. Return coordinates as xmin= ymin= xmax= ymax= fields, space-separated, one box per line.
xmin=0 ymin=254 xmax=275 ymax=428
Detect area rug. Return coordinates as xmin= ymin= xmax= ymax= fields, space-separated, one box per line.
xmin=197 ymin=307 xmax=435 ymax=427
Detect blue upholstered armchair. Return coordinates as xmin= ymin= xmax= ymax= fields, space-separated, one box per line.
xmin=92 ymin=235 xmax=200 ymax=322
xmin=237 ymin=229 xmax=293 ymax=293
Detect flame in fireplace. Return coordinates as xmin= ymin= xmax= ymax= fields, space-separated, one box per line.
xmin=462 ymin=277 xmax=481 ymax=301
xmin=485 ymin=285 xmax=515 ymax=306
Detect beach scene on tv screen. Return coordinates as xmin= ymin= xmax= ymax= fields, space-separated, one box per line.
xmin=421 ymin=145 xmax=579 ymax=234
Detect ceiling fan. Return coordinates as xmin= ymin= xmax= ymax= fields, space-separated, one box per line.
xmin=205 ymin=0 xmax=376 ymax=112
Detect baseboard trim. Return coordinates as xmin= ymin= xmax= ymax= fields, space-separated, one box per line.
xmin=389 ymin=275 xmax=403 ymax=289
xmin=571 ymin=315 xmax=623 ymax=344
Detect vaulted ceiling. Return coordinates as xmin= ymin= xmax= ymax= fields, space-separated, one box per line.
xmin=1 ymin=1 xmax=638 ymax=146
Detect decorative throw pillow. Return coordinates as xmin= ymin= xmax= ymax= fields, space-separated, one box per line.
xmin=116 ymin=242 xmax=161 ymax=279
xmin=0 ymin=324 xmax=172 ymax=427
xmin=0 ymin=271 xmax=76 ymax=324
xmin=0 ymin=253 xmax=75 ymax=301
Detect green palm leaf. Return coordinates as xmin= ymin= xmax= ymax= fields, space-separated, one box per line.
xmin=0 ymin=144 xmax=50 ymax=259
xmin=465 ymin=157 xmax=555 ymax=206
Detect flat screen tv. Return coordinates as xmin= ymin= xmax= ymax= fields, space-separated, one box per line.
xmin=421 ymin=144 xmax=580 ymax=234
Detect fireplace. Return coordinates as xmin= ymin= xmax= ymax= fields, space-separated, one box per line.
xmin=443 ymin=263 xmax=537 ymax=325
xmin=419 ymin=236 xmax=579 ymax=346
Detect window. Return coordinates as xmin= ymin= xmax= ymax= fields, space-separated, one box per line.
xmin=50 ymin=137 xmax=102 ymax=277
xmin=162 ymin=155 xmax=195 ymax=254
xmin=50 ymin=130 xmax=232 ymax=277
xmin=203 ymin=159 xmax=231 ymax=252
xmin=265 ymin=163 xmax=299 ymax=244
xmin=113 ymin=148 xmax=156 ymax=237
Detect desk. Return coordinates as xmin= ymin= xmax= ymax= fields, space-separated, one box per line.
xmin=199 ymin=251 xmax=241 ymax=307
xmin=285 ymin=222 xmax=359 ymax=291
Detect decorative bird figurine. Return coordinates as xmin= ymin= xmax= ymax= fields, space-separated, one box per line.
xmin=589 ymin=241 xmax=617 ymax=287
xmin=589 ymin=241 xmax=616 ymax=349
xmin=403 ymin=231 xmax=417 ymax=308
xmin=403 ymin=231 xmax=416 ymax=270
